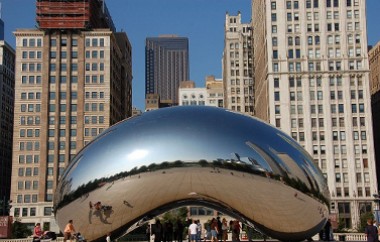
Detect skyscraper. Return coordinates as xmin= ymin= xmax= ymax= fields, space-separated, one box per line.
xmin=145 ymin=35 xmax=189 ymax=109
xmin=0 ymin=40 xmax=15 ymax=216
xmin=252 ymin=0 xmax=377 ymax=228
xmin=11 ymin=0 xmax=132 ymax=231
xmin=223 ymin=12 xmax=254 ymax=115
xmin=369 ymin=42 xmax=380 ymax=193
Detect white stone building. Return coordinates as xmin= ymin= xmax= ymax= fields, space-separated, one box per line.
xmin=252 ymin=0 xmax=377 ymax=228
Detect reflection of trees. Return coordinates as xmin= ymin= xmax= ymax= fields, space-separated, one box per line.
xmin=56 ymin=158 xmax=329 ymax=211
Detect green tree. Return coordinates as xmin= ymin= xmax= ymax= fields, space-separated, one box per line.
xmin=11 ymin=219 xmax=32 ymax=238
xmin=358 ymin=212 xmax=374 ymax=233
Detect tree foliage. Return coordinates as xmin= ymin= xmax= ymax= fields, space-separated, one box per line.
xmin=11 ymin=219 xmax=32 ymax=239
xmin=358 ymin=212 xmax=374 ymax=233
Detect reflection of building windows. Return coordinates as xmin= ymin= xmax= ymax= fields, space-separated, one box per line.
xmin=189 ymin=207 xmax=214 ymax=216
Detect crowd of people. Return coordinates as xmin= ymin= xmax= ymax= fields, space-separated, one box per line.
xmin=150 ymin=217 xmax=247 ymax=242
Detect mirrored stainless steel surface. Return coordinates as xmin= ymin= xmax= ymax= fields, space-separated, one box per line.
xmin=54 ymin=106 xmax=330 ymax=242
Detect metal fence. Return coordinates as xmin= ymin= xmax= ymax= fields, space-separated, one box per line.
xmin=0 ymin=233 xmax=369 ymax=242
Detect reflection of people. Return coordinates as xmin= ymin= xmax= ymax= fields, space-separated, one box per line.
xmin=33 ymin=223 xmax=43 ymax=239
xmin=323 ymin=219 xmax=332 ymax=241
xmin=106 ymin=232 xmax=111 ymax=242
xmin=153 ymin=219 xmax=163 ymax=242
xmin=210 ymin=218 xmax=219 ymax=242
xmin=222 ymin=218 xmax=228 ymax=242
xmin=365 ymin=219 xmax=378 ymax=242
xmin=188 ymin=220 xmax=198 ymax=242
xmin=232 ymin=220 xmax=241 ymax=242
xmin=64 ymin=220 xmax=76 ymax=242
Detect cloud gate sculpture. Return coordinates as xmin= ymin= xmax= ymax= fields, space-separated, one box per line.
xmin=54 ymin=106 xmax=330 ymax=242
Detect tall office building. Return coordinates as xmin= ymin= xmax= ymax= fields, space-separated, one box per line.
xmin=369 ymin=42 xmax=380 ymax=192
xmin=145 ymin=35 xmax=189 ymax=109
xmin=11 ymin=0 xmax=132 ymax=231
xmin=252 ymin=0 xmax=377 ymax=228
xmin=223 ymin=12 xmax=254 ymax=115
xmin=0 ymin=40 xmax=15 ymax=216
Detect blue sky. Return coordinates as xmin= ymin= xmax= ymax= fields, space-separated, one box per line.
xmin=2 ymin=0 xmax=380 ymax=110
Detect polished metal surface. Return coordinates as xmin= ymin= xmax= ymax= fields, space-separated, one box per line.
xmin=54 ymin=106 xmax=330 ymax=242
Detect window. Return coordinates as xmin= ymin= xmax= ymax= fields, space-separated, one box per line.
xmin=272 ymin=25 xmax=277 ymax=33
xmin=272 ymin=13 xmax=277 ymax=21
xmin=271 ymin=1 xmax=276 ymax=9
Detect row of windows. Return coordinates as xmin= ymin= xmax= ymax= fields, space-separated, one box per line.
xmin=84 ymin=128 xmax=104 ymax=137
xmin=49 ymin=75 xmax=78 ymax=84
xmin=230 ymin=79 xmax=253 ymax=86
xmin=48 ymin=116 xmax=77 ymax=125
xmin=278 ymin=103 xmax=366 ymax=114
xmin=274 ymin=76 xmax=363 ymax=89
xmin=270 ymin=0 xmax=358 ymax=10
xmin=47 ymin=141 xmax=77 ymax=151
xmin=19 ymin=141 xmax=40 ymax=151
xmin=48 ymin=129 xmax=77 ymax=137
xmin=21 ymin=38 xmax=42 ymax=47
xmin=18 ymin=167 xmax=39 ymax=177
xmin=48 ymin=104 xmax=77 ymax=113
xmin=84 ymin=116 xmax=105 ymax=124
xmin=85 ymin=62 xmax=105 ymax=72
xmin=85 ymin=103 xmax=105 ymax=112
xmin=17 ymin=180 xmax=39 ymax=190
xmin=21 ymin=92 xmax=41 ymax=100
xmin=50 ymin=51 xmax=78 ymax=59
xmin=20 ymin=104 xmax=41 ymax=113
xmin=334 ymin=172 xmax=370 ymax=184
xmin=20 ymin=116 xmax=40 ymax=125
xmin=272 ymin=60 xmax=363 ymax=73
xmin=21 ymin=63 xmax=42 ymax=72
xmin=18 ymin=155 xmax=39 ymax=164
xmin=279 ymin=116 xmax=365 ymax=130
xmin=20 ymin=129 xmax=40 ymax=137
xmin=287 ymin=90 xmax=364 ymax=101
xmin=85 ymin=92 xmax=105 ymax=99
xmin=14 ymin=207 xmax=52 ymax=217
xmin=309 ymin=144 xmax=368 ymax=155
xmin=334 ymin=187 xmax=370 ymax=198
xmin=16 ymin=193 xmax=53 ymax=203
xmin=85 ymin=75 xmax=105 ymax=84
xmin=318 ymin=158 xmax=368 ymax=170
xmin=50 ymin=38 xmax=78 ymax=47
xmin=49 ymin=63 xmax=78 ymax=72
xmin=49 ymin=92 xmax=78 ymax=100
xmin=21 ymin=51 xmax=42 ymax=59
xmin=182 ymin=101 xmax=206 ymax=106
xmin=85 ymin=50 xmax=105 ymax=59
xmin=85 ymin=38 xmax=105 ymax=47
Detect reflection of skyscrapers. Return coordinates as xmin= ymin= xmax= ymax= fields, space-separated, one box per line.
xmin=0 ymin=40 xmax=15 ymax=216
xmin=145 ymin=35 xmax=189 ymax=109
xmin=252 ymin=0 xmax=377 ymax=229
xmin=11 ymin=0 xmax=132 ymax=232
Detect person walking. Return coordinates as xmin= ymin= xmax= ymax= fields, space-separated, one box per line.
xmin=196 ymin=220 xmax=202 ymax=242
xmin=106 ymin=232 xmax=111 ymax=242
xmin=365 ymin=219 xmax=378 ymax=242
xmin=221 ymin=218 xmax=228 ymax=242
xmin=188 ymin=220 xmax=198 ymax=242
xmin=64 ymin=220 xmax=76 ymax=242
xmin=210 ymin=218 xmax=219 ymax=242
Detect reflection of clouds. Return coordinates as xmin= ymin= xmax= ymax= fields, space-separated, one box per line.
xmin=127 ymin=149 xmax=149 ymax=160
